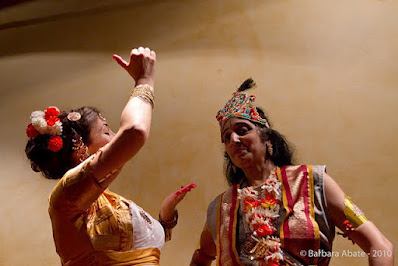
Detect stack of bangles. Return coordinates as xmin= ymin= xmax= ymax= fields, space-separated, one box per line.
xmin=131 ymin=84 xmax=154 ymax=108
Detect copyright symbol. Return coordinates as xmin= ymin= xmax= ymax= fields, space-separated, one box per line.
xmin=300 ymin=250 xmax=307 ymax=256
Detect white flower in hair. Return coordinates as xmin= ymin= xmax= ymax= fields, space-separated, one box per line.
xmin=48 ymin=121 xmax=63 ymax=135
xmin=31 ymin=116 xmax=48 ymax=134
xmin=28 ymin=107 xmax=63 ymax=136
xmin=30 ymin=110 xmax=45 ymax=119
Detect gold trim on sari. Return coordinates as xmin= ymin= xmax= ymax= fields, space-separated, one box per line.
xmin=216 ymin=185 xmax=244 ymax=266
xmin=279 ymin=165 xmax=320 ymax=265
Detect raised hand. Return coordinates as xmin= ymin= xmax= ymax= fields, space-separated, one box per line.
xmin=113 ymin=46 xmax=156 ymax=87
xmin=160 ymin=183 xmax=197 ymax=222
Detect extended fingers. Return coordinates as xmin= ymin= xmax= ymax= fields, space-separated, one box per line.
xmin=112 ymin=54 xmax=128 ymax=68
xmin=176 ymin=183 xmax=197 ymax=195
xmin=183 ymin=183 xmax=197 ymax=191
xmin=115 ymin=47 xmax=152 ymax=67
xmin=187 ymin=183 xmax=197 ymax=189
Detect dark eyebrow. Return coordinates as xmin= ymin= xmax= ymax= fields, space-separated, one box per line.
xmin=222 ymin=122 xmax=251 ymax=136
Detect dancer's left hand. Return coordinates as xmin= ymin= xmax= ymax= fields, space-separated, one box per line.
xmin=160 ymin=183 xmax=197 ymax=222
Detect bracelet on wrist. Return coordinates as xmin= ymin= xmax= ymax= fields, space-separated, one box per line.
xmin=131 ymin=84 xmax=154 ymax=108
xmin=159 ymin=209 xmax=178 ymax=229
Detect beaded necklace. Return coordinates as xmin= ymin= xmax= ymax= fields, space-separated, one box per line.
xmin=237 ymin=168 xmax=283 ymax=266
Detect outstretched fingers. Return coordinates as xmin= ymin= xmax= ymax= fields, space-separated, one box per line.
xmin=176 ymin=183 xmax=197 ymax=196
xmin=112 ymin=54 xmax=128 ymax=69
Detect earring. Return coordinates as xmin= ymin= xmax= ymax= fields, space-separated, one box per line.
xmin=267 ymin=143 xmax=273 ymax=156
xmin=72 ymin=135 xmax=90 ymax=162
xmin=232 ymin=165 xmax=237 ymax=173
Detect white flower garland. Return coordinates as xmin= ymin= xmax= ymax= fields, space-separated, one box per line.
xmin=237 ymin=169 xmax=283 ymax=265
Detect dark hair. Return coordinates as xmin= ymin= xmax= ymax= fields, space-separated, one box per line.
xmin=223 ymin=79 xmax=295 ymax=185
xmin=25 ymin=106 xmax=100 ymax=179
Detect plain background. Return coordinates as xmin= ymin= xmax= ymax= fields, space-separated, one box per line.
xmin=0 ymin=0 xmax=397 ymax=265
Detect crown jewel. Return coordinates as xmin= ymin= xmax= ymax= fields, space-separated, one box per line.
xmin=216 ymin=91 xmax=269 ymax=131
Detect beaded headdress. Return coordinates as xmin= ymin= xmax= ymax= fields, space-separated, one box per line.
xmin=216 ymin=78 xmax=270 ymax=133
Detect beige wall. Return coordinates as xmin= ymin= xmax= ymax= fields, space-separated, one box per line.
xmin=1 ymin=0 xmax=397 ymax=265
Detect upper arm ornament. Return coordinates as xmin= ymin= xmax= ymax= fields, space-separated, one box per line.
xmin=343 ymin=195 xmax=368 ymax=231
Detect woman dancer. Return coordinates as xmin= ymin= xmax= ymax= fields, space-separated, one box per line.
xmin=25 ymin=47 xmax=195 ymax=265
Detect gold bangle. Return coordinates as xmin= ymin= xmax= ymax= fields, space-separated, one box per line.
xmin=131 ymin=84 xmax=154 ymax=108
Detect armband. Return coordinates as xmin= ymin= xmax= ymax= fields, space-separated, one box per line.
xmin=344 ymin=195 xmax=368 ymax=230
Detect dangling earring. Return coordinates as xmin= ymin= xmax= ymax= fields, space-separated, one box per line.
xmin=267 ymin=143 xmax=273 ymax=156
xmin=232 ymin=165 xmax=237 ymax=173
xmin=72 ymin=135 xmax=90 ymax=162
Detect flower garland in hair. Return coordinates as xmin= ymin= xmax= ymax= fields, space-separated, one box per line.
xmin=26 ymin=106 xmax=63 ymax=152
xmin=237 ymin=168 xmax=283 ymax=266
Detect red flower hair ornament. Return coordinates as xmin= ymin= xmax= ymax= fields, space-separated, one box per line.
xmin=48 ymin=136 xmax=63 ymax=152
xmin=26 ymin=106 xmax=64 ymax=152
xmin=26 ymin=124 xmax=39 ymax=138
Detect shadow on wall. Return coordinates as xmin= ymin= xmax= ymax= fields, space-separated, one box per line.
xmin=0 ymin=0 xmax=150 ymax=30
xmin=0 ymin=0 xmax=34 ymax=10
xmin=0 ymin=0 xmax=267 ymax=56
